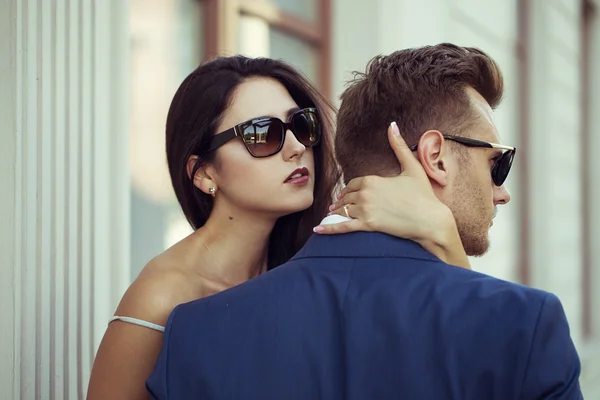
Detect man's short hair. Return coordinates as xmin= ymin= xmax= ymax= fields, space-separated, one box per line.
xmin=335 ymin=43 xmax=504 ymax=183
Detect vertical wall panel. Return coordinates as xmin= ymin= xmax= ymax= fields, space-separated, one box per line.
xmin=0 ymin=0 xmax=18 ymax=397
xmin=53 ymin=0 xmax=67 ymax=396
xmin=0 ymin=1 xmax=131 ymax=398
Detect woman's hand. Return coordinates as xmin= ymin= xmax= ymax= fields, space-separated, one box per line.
xmin=314 ymin=122 xmax=470 ymax=270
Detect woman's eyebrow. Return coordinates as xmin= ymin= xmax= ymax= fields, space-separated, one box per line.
xmin=286 ymin=106 xmax=301 ymax=118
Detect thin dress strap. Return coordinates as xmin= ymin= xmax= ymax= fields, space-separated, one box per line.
xmin=110 ymin=316 xmax=165 ymax=333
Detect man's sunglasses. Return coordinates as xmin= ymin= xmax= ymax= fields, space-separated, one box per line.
xmin=206 ymin=107 xmax=321 ymax=158
xmin=410 ymin=135 xmax=516 ymax=186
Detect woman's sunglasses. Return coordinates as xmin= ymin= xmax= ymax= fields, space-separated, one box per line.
xmin=206 ymin=108 xmax=321 ymax=158
xmin=410 ymin=134 xmax=516 ymax=186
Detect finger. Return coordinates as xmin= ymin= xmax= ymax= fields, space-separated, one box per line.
xmin=330 ymin=202 xmax=363 ymax=220
xmin=313 ymin=219 xmax=368 ymax=235
xmin=330 ymin=192 xmax=360 ymax=212
xmin=337 ymin=176 xmax=367 ymax=199
xmin=388 ymin=121 xmax=424 ymax=176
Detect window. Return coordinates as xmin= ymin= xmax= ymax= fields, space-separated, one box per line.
xmin=203 ymin=0 xmax=332 ymax=98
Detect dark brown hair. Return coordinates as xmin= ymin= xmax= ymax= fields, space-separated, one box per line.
xmin=335 ymin=43 xmax=504 ymax=182
xmin=166 ymin=55 xmax=340 ymax=269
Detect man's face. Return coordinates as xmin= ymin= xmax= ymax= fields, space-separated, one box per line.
xmin=445 ymin=88 xmax=512 ymax=256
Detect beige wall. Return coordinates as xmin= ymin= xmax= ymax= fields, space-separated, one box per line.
xmin=129 ymin=0 xmax=201 ymax=280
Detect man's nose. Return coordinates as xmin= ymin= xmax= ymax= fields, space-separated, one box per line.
xmin=494 ymin=185 xmax=511 ymax=205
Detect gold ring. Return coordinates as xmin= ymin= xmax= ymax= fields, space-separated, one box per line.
xmin=343 ymin=204 xmax=351 ymax=218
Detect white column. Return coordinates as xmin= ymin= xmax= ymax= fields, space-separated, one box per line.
xmin=0 ymin=1 xmax=131 ymax=399
xmin=528 ymin=0 xmax=583 ymax=341
xmin=0 ymin=0 xmax=18 ymax=397
xmin=589 ymin=0 xmax=600 ymax=339
xmin=584 ymin=0 xmax=600 ymax=396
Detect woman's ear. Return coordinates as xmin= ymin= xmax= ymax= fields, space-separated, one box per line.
xmin=416 ymin=130 xmax=450 ymax=188
xmin=186 ymin=155 xmax=217 ymax=196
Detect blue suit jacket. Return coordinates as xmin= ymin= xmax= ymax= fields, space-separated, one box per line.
xmin=147 ymin=232 xmax=582 ymax=399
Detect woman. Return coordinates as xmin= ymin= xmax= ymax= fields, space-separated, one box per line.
xmin=87 ymin=56 xmax=469 ymax=400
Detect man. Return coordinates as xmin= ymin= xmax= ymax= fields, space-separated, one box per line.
xmin=147 ymin=44 xmax=582 ymax=399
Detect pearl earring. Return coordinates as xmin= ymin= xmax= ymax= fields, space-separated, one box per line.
xmin=209 ymin=187 xmax=216 ymax=197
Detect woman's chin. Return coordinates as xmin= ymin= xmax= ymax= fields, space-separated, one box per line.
xmin=275 ymin=197 xmax=315 ymax=217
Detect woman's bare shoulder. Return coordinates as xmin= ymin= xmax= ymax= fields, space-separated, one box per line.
xmin=115 ymin=248 xmax=203 ymax=327
xmin=87 ymin=246 xmax=205 ymax=400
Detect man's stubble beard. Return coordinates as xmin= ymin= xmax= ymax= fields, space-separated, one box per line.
xmin=446 ymin=171 xmax=492 ymax=257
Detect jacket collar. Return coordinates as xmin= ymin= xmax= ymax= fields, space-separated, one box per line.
xmin=292 ymin=232 xmax=442 ymax=263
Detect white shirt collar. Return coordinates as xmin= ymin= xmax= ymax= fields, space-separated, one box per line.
xmin=319 ymin=214 xmax=352 ymax=226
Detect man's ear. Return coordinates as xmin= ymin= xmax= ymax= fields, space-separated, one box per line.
xmin=186 ymin=155 xmax=217 ymax=196
xmin=416 ymin=130 xmax=450 ymax=188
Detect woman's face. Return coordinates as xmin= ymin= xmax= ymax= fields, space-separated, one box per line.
xmin=207 ymin=77 xmax=316 ymax=218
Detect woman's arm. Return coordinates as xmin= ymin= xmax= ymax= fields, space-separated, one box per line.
xmin=314 ymin=122 xmax=470 ymax=270
xmin=86 ymin=269 xmax=194 ymax=400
